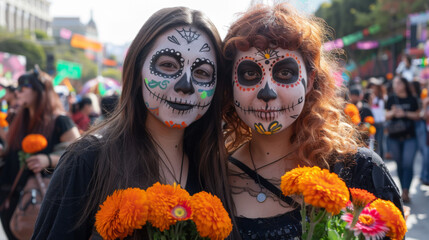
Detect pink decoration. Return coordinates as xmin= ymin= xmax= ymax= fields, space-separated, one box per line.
xmin=60 ymin=28 xmax=72 ymax=40
xmin=356 ymin=41 xmax=379 ymax=50
xmin=323 ymin=39 xmax=344 ymax=51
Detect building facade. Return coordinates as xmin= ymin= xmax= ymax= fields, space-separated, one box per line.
xmin=52 ymin=11 xmax=99 ymax=43
xmin=0 ymin=0 xmax=51 ymax=35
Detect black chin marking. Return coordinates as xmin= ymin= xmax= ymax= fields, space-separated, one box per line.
xmin=167 ymin=101 xmax=194 ymax=110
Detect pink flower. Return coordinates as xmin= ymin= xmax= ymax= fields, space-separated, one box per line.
xmin=342 ymin=207 xmax=389 ymax=240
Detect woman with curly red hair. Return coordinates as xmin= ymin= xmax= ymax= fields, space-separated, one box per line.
xmin=222 ymin=3 xmax=402 ymax=239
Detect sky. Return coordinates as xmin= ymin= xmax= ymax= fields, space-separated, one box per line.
xmin=50 ymin=0 xmax=326 ymax=45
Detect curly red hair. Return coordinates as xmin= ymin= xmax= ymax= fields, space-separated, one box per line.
xmin=222 ymin=3 xmax=363 ymax=168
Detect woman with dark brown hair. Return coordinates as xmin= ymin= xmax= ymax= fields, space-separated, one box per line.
xmin=0 ymin=67 xmax=80 ymax=240
xmin=32 ymin=7 xmax=233 ymax=239
xmin=222 ymin=3 xmax=402 ymax=239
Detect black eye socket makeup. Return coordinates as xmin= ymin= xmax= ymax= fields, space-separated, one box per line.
xmin=191 ymin=58 xmax=216 ymax=87
xmin=272 ymin=58 xmax=299 ymax=84
xmin=149 ymin=48 xmax=185 ymax=79
xmin=237 ymin=60 xmax=262 ymax=86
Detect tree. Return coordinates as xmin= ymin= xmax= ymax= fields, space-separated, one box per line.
xmin=34 ymin=29 xmax=50 ymax=40
xmin=315 ymin=0 xmax=376 ymax=38
xmin=353 ymin=0 xmax=428 ymax=33
xmin=0 ymin=38 xmax=46 ymax=70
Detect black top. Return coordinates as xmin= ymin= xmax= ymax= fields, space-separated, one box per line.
xmin=359 ymin=103 xmax=374 ymax=121
xmin=385 ymin=94 xmax=418 ymax=139
xmin=32 ymin=137 xmax=202 ymax=240
xmin=233 ymin=148 xmax=402 ymax=240
xmin=0 ymin=115 xmax=75 ymax=204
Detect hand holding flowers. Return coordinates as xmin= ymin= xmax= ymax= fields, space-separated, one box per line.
xmin=18 ymin=134 xmax=48 ymax=168
xmin=281 ymin=166 xmax=406 ymax=240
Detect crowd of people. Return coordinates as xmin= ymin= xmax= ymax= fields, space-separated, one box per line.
xmin=0 ymin=2 xmax=422 ymax=240
xmin=346 ymin=56 xmax=429 ymax=203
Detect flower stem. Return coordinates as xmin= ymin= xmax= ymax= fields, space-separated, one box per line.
xmin=351 ymin=207 xmax=364 ymax=228
xmin=147 ymin=225 xmax=153 ymax=240
xmin=306 ymin=209 xmax=327 ymax=240
xmin=300 ymin=199 xmax=307 ymax=235
xmin=345 ymin=207 xmax=364 ymax=240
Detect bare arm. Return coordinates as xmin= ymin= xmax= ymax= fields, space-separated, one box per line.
xmin=26 ymin=127 xmax=80 ymax=173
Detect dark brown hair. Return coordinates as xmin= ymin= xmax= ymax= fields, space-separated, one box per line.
xmin=222 ymin=3 xmax=362 ymax=168
xmin=4 ymin=69 xmax=64 ymax=152
xmin=70 ymin=7 xmax=234 ymax=237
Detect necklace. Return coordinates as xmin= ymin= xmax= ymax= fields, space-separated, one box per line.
xmin=160 ymin=149 xmax=185 ymax=185
xmin=248 ymin=141 xmax=293 ymax=203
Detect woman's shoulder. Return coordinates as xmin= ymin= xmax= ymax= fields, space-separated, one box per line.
xmin=334 ymin=147 xmax=387 ymax=183
xmin=56 ymin=135 xmax=101 ymax=174
xmin=333 ymin=147 xmax=402 ymax=210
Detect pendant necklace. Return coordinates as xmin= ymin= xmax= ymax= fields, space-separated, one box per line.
xmin=160 ymin=149 xmax=185 ymax=185
xmin=248 ymin=141 xmax=267 ymax=203
xmin=248 ymin=141 xmax=293 ymax=203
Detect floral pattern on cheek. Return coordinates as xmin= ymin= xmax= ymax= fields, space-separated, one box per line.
xmin=233 ymin=56 xmax=263 ymax=92
xmin=268 ymin=53 xmax=304 ymax=89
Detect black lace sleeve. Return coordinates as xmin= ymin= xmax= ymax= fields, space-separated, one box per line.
xmin=333 ymin=148 xmax=403 ymax=213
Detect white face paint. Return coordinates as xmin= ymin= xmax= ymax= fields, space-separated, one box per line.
xmin=142 ymin=26 xmax=216 ymax=129
xmin=233 ymin=47 xmax=308 ymax=135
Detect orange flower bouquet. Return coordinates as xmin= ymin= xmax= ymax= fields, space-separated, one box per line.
xmin=280 ymin=166 xmax=406 ymax=240
xmin=95 ymin=182 xmax=232 ymax=240
xmin=18 ymin=134 xmax=48 ymax=167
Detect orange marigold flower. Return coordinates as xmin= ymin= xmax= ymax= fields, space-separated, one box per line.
xmin=369 ymin=199 xmax=407 ymax=240
xmin=364 ymin=116 xmax=375 ymax=125
xmin=95 ymin=190 xmax=125 ymax=240
xmin=344 ymin=103 xmax=361 ymax=125
xmin=369 ymin=125 xmax=376 ymax=135
xmin=350 ymin=188 xmax=376 ymax=208
xmin=190 ymin=191 xmax=232 ymax=240
xmin=146 ymin=182 xmax=191 ymax=231
xmin=0 ymin=112 xmax=8 ymax=128
xmin=280 ymin=166 xmax=316 ymax=196
xmin=421 ymin=88 xmax=428 ymax=99
xmin=119 ymin=188 xmax=149 ymax=230
xmin=298 ymin=167 xmax=349 ymax=215
xmin=21 ymin=134 xmax=48 ymax=154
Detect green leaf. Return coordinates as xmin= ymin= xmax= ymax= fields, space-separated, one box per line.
xmin=327 ymin=229 xmax=341 ymax=240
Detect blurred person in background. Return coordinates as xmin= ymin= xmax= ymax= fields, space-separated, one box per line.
xmin=0 ymin=82 xmax=19 ymax=143
xmin=0 ymin=67 xmax=80 ymax=240
xmin=368 ymin=77 xmax=386 ymax=159
xmin=71 ymin=97 xmax=93 ymax=133
xmin=420 ymin=79 xmax=429 ymax=185
xmin=385 ymin=76 xmax=420 ymax=203
xmin=349 ymin=86 xmax=373 ymax=121
xmin=0 ymin=81 xmax=19 ymax=124
xmin=396 ymin=54 xmax=418 ymax=82
xmin=85 ymin=93 xmax=100 ymax=124
xmin=99 ymin=94 xmax=119 ymax=121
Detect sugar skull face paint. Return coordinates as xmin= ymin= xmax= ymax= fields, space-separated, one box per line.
xmin=233 ymin=47 xmax=308 ymax=135
xmin=142 ymin=26 xmax=216 ymax=128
